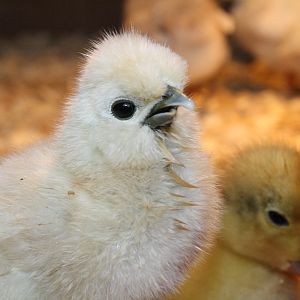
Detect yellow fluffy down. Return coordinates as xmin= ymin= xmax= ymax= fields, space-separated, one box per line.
xmin=167 ymin=143 xmax=300 ymax=300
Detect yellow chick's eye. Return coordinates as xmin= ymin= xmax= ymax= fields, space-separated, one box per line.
xmin=267 ymin=210 xmax=289 ymax=227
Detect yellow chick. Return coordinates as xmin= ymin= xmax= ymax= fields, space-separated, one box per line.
xmin=168 ymin=144 xmax=300 ymax=300
xmin=233 ymin=0 xmax=300 ymax=76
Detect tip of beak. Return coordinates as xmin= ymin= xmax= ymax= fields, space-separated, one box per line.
xmin=167 ymin=85 xmax=195 ymax=111
xmin=184 ymin=98 xmax=195 ymax=111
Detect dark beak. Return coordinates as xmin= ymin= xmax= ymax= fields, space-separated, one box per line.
xmin=144 ymin=86 xmax=194 ymax=129
xmin=289 ymin=261 xmax=300 ymax=275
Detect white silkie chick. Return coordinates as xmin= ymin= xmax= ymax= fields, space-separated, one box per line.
xmin=0 ymin=32 xmax=220 ymax=299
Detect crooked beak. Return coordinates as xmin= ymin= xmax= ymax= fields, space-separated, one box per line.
xmin=144 ymin=86 xmax=194 ymax=129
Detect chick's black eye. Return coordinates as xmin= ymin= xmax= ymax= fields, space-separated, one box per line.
xmin=267 ymin=210 xmax=289 ymax=227
xmin=111 ymin=100 xmax=136 ymax=120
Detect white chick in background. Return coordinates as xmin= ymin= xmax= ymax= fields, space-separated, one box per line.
xmin=233 ymin=0 xmax=300 ymax=76
xmin=0 ymin=32 xmax=220 ymax=299
xmin=125 ymin=0 xmax=234 ymax=87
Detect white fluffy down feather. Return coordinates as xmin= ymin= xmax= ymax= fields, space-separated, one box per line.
xmin=0 ymin=32 xmax=221 ymax=299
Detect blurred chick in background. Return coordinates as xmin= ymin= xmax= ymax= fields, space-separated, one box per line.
xmin=168 ymin=144 xmax=300 ymax=300
xmin=125 ymin=0 xmax=234 ymax=87
xmin=232 ymin=0 xmax=300 ymax=80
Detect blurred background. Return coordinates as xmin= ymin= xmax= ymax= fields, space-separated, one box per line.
xmin=1 ymin=0 xmax=300 ymax=163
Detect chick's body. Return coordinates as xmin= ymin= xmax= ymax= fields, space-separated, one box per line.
xmin=168 ymin=239 xmax=298 ymax=300
xmin=0 ymin=33 xmax=220 ymax=299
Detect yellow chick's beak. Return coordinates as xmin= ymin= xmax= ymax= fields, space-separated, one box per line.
xmin=144 ymin=86 xmax=194 ymax=130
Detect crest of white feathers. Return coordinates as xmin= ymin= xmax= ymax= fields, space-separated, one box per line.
xmin=0 ymin=31 xmax=221 ymax=300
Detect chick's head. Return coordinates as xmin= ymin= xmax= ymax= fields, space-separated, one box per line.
xmin=60 ymin=32 xmax=194 ymax=170
xmin=220 ymin=144 xmax=300 ymax=273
